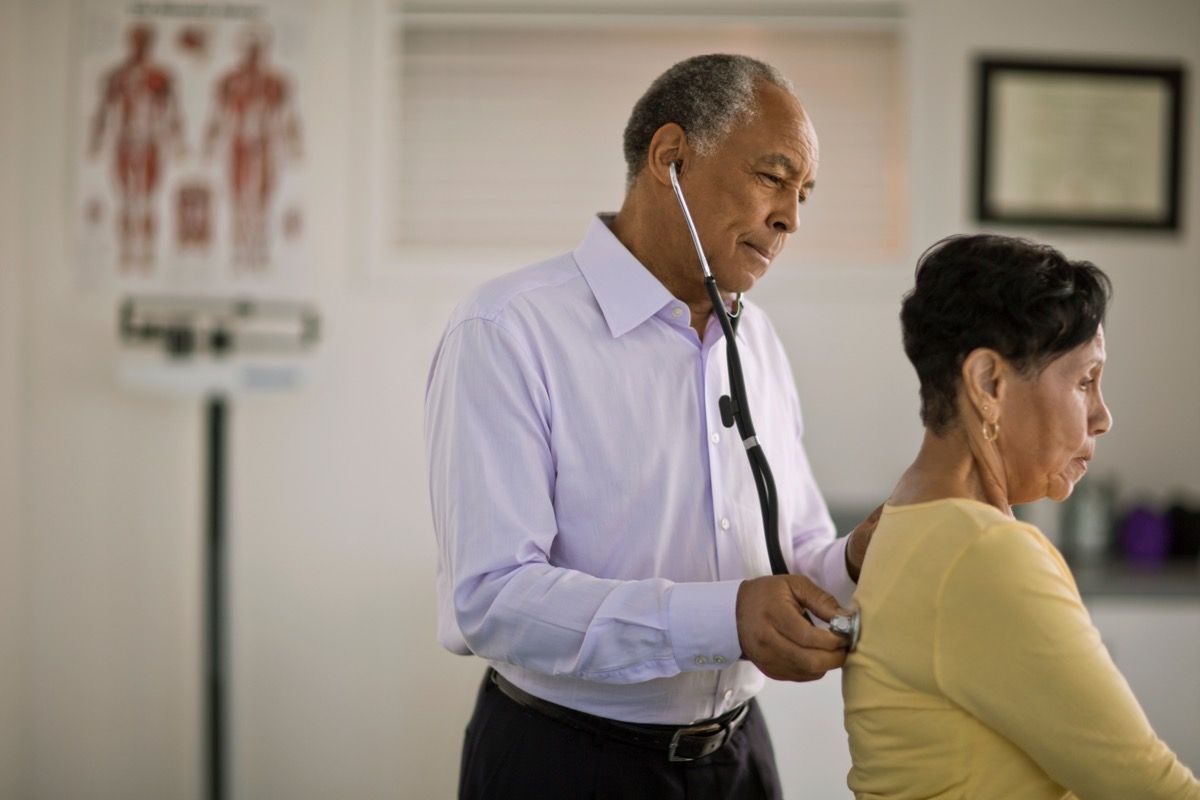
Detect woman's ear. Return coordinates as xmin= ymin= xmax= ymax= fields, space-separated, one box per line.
xmin=645 ymin=123 xmax=690 ymax=187
xmin=961 ymin=348 xmax=1006 ymax=421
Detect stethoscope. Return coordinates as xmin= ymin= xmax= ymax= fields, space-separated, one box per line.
xmin=668 ymin=161 xmax=861 ymax=652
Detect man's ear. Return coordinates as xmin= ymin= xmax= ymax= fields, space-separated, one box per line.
xmin=645 ymin=123 xmax=690 ymax=187
xmin=961 ymin=348 xmax=1007 ymax=420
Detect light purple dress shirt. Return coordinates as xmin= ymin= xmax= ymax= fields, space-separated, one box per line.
xmin=425 ymin=215 xmax=854 ymax=724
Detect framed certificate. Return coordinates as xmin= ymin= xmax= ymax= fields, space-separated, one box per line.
xmin=975 ymin=58 xmax=1185 ymax=229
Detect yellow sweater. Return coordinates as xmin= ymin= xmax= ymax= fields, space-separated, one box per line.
xmin=842 ymin=498 xmax=1199 ymax=800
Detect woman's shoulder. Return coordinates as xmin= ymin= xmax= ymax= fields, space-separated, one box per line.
xmin=943 ymin=511 xmax=1076 ymax=607
xmin=881 ymin=497 xmax=1070 ymax=594
xmin=881 ymin=497 xmax=1037 ymax=545
xmin=968 ymin=515 xmax=1062 ymax=571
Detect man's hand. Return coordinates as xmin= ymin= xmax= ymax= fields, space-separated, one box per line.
xmin=735 ymin=575 xmax=853 ymax=682
xmin=845 ymin=503 xmax=884 ymax=582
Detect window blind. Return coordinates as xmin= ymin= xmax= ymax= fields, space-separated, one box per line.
xmin=391 ymin=13 xmax=908 ymax=269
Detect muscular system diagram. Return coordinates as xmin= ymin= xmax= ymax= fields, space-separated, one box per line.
xmin=204 ymin=29 xmax=302 ymax=270
xmin=88 ymin=23 xmax=185 ymax=271
xmin=78 ymin=9 xmax=306 ymax=286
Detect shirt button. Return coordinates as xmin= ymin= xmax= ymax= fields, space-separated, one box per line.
xmin=720 ymin=518 xmax=731 ymax=531
xmin=714 ymin=655 xmax=727 ymax=665
xmin=724 ymin=689 xmax=734 ymax=702
xmin=710 ymin=432 xmax=720 ymax=444
xmin=672 ymin=307 xmax=683 ymax=318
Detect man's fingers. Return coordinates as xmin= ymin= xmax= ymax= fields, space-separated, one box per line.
xmin=784 ymin=575 xmax=844 ymax=623
xmin=736 ymin=575 xmax=854 ymax=681
xmin=749 ymin=621 xmax=846 ymax=680
xmin=790 ymin=646 xmax=846 ymax=675
xmin=846 ymin=502 xmax=885 ymax=578
xmin=761 ymin=627 xmax=847 ymax=678
xmin=769 ymin=605 xmax=848 ymax=652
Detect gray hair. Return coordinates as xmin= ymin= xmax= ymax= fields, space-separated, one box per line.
xmin=622 ymin=54 xmax=796 ymax=187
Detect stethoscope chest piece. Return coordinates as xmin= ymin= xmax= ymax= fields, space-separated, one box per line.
xmin=830 ymin=608 xmax=861 ymax=653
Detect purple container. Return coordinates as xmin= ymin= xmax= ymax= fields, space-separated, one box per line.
xmin=1120 ymin=507 xmax=1170 ymax=566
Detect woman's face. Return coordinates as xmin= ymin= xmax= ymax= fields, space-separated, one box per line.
xmin=998 ymin=327 xmax=1113 ymax=504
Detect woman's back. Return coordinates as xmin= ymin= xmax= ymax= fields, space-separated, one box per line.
xmin=843 ymin=497 xmax=1198 ymax=800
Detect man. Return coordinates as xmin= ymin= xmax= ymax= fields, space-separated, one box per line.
xmin=425 ymin=54 xmax=875 ymax=799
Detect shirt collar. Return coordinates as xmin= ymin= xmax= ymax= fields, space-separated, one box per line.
xmin=573 ymin=214 xmax=677 ymax=338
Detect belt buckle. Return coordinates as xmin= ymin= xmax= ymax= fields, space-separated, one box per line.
xmin=667 ymin=721 xmax=725 ymax=762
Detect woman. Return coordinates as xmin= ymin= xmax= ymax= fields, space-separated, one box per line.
xmin=842 ymin=234 xmax=1199 ymax=799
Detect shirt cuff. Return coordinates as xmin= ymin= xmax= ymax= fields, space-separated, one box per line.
xmin=667 ymin=580 xmax=743 ymax=672
xmin=815 ymin=536 xmax=858 ymax=609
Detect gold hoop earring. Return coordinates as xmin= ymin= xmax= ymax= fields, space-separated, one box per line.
xmin=982 ymin=419 xmax=1000 ymax=442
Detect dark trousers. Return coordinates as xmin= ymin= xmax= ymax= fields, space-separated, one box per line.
xmin=459 ymin=671 xmax=783 ymax=800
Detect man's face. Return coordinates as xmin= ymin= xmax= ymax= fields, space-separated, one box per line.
xmin=676 ymin=83 xmax=817 ymax=295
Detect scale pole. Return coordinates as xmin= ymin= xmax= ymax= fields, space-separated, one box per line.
xmin=118 ymin=296 xmax=319 ymax=800
xmin=205 ymin=396 xmax=228 ymax=800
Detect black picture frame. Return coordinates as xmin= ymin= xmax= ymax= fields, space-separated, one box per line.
xmin=976 ymin=57 xmax=1185 ymax=230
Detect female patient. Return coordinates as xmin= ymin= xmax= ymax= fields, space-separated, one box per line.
xmin=842 ymin=234 xmax=1200 ymax=799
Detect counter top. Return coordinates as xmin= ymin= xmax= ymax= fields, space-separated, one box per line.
xmin=1072 ymin=560 xmax=1200 ymax=599
xmin=829 ymin=504 xmax=1200 ymax=600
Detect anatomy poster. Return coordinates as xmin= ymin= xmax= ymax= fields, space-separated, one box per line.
xmin=76 ymin=1 xmax=308 ymax=291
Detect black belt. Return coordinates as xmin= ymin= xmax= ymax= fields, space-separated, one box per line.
xmin=489 ymin=669 xmax=750 ymax=762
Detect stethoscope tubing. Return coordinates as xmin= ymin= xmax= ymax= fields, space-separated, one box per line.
xmin=668 ymin=162 xmax=860 ymax=650
xmin=702 ymin=274 xmax=789 ymax=576
xmin=670 ymin=162 xmax=788 ymax=577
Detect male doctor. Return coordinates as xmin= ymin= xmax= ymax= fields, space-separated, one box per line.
xmin=426 ymin=53 xmax=875 ymax=799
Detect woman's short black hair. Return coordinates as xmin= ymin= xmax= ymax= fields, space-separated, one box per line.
xmin=900 ymin=234 xmax=1112 ymax=434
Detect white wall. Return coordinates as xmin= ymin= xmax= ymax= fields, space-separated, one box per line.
xmin=2 ymin=1 xmax=29 ymax=797
xmin=765 ymin=1 xmax=1200 ymax=795
xmin=10 ymin=1 xmax=1200 ymax=799
xmin=772 ymin=0 xmax=1200 ymax=511
xmin=909 ymin=0 xmax=1200 ymax=503
xmin=22 ymin=2 xmax=204 ymax=796
xmin=16 ymin=1 xmax=476 ymax=797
